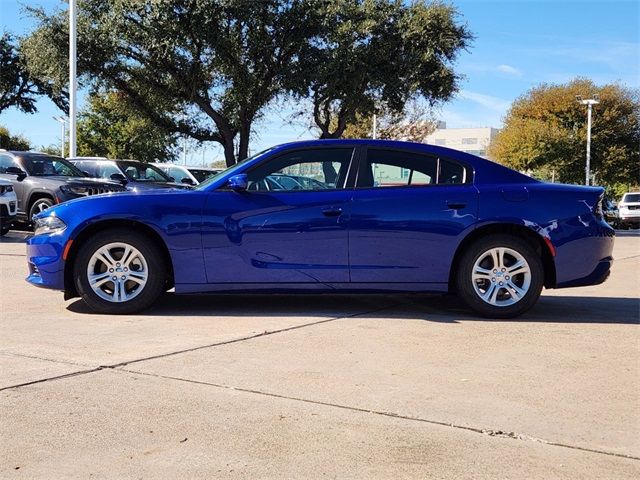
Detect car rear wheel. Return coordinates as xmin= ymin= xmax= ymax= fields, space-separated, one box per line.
xmin=0 ymin=225 xmax=9 ymax=236
xmin=29 ymin=197 xmax=54 ymax=222
xmin=74 ymin=229 xmax=166 ymax=314
xmin=456 ymin=234 xmax=544 ymax=318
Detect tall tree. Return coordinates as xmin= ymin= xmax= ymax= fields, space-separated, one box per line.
xmin=291 ymin=0 xmax=472 ymax=138
xmin=22 ymin=0 xmax=320 ymax=166
xmin=0 ymin=33 xmax=64 ymax=114
xmin=77 ymin=90 xmax=180 ymax=162
xmin=487 ymin=78 xmax=640 ymax=186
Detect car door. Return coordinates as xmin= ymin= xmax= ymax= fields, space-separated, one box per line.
xmin=201 ymin=147 xmax=356 ymax=284
xmin=349 ymin=147 xmax=478 ymax=285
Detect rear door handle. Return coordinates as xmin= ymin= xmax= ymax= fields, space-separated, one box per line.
xmin=322 ymin=206 xmax=343 ymax=217
xmin=447 ymin=202 xmax=467 ymax=210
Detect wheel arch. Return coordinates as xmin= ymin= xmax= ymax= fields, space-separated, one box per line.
xmin=448 ymin=222 xmax=556 ymax=292
xmin=63 ymin=219 xmax=175 ymax=299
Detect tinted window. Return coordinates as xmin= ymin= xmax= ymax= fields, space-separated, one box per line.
xmin=21 ymin=155 xmax=85 ymax=177
xmin=358 ymin=149 xmax=466 ymax=188
xmin=0 ymin=154 xmax=18 ymax=173
xmin=188 ymin=168 xmax=218 ymax=183
xmin=246 ymin=148 xmax=353 ymax=191
xmin=622 ymin=193 xmax=640 ymax=203
xmin=116 ymin=161 xmax=171 ymax=182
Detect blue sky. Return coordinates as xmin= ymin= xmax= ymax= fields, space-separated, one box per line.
xmin=1 ymin=0 xmax=638 ymax=163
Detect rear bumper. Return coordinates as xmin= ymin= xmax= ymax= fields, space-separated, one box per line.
xmin=553 ymin=220 xmax=615 ymax=288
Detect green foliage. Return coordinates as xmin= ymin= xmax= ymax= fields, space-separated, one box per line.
xmin=0 ymin=32 xmax=59 ymax=114
xmin=0 ymin=125 xmax=31 ymax=150
xmin=22 ymin=0 xmax=471 ymax=165
xmin=292 ymin=0 xmax=472 ymax=138
xmin=77 ymin=91 xmax=179 ymax=162
xmin=22 ymin=0 xmax=320 ymax=166
xmin=488 ymin=78 xmax=640 ymax=188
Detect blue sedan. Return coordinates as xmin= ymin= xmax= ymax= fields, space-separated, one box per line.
xmin=26 ymin=140 xmax=614 ymax=318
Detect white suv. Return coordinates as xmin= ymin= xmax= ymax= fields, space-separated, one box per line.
xmin=0 ymin=178 xmax=17 ymax=236
xmin=618 ymin=192 xmax=640 ymax=229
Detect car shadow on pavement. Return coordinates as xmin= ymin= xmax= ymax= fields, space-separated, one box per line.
xmin=67 ymin=292 xmax=639 ymax=325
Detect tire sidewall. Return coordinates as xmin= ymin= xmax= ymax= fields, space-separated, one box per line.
xmin=73 ymin=229 xmax=166 ymax=314
xmin=457 ymin=234 xmax=544 ymax=318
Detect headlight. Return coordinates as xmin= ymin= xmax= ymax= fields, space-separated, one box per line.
xmin=0 ymin=185 xmax=13 ymax=194
xmin=59 ymin=185 xmax=88 ymax=196
xmin=33 ymin=215 xmax=67 ymax=236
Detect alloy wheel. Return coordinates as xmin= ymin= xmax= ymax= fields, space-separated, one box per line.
xmin=86 ymin=242 xmax=149 ymax=303
xmin=471 ymin=247 xmax=532 ymax=307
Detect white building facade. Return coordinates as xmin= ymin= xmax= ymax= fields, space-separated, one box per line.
xmin=424 ymin=123 xmax=499 ymax=159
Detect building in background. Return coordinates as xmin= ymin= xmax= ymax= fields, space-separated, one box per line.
xmin=424 ymin=123 xmax=499 ymax=159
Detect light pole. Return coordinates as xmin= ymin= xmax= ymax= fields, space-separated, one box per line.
xmin=372 ymin=114 xmax=377 ymax=139
xmin=69 ymin=0 xmax=77 ymax=157
xmin=53 ymin=116 xmax=67 ymax=157
xmin=576 ymin=94 xmax=599 ymax=185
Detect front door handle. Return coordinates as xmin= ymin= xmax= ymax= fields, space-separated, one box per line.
xmin=322 ymin=206 xmax=343 ymax=217
xmin=447 ymin=201 xmax=467 ymax=210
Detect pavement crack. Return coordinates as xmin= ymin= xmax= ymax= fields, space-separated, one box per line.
xmin=0 ymin=351 xmax=94 ymax=368
xmin=117 ymin=368 xmax=640 ymax=462
xmin=0 ymin=367 xmax=104 ymax=392
xmin=105 ymin=301 xmax=406 ymax=369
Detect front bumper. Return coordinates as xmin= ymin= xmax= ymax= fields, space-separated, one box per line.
xmin=25 ymin=234 xmax=67 ymax=290
xmin=0 ymin=198 xmax=17 ymax=221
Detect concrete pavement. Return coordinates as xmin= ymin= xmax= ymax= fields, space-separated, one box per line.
xmin=0 ymin=231 xmax=638 ymax=478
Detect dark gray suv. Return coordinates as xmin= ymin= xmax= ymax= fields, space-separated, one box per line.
xmin=0 ymin=151 xmax=126 ymax=223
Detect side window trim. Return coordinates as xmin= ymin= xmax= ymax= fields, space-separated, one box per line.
xmin=240 ymin=146 xmax=359 ymax=193
xmin=355 ymin=147 xmax=471 ymax=189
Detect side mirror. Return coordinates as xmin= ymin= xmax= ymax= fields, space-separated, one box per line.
xmin=181 ymin=177 xmax=196 ymax=185
xmin=6 ymin=166 xmax=26 ymax=181
xmin=228 ymin=174 xmax=248 ymax=192
xmin=110 ymin=172 xmax=128 ymax=184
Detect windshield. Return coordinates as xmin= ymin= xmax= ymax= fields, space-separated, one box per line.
xmin=195 ymin=148 xmax=274 ymax=190
xmin=116 ymin=161 xmax=172 ymax=182
xmin=188 ymin=168 xmax=220 ymax=183
xmin=22 ymin=155 xmax=86 ymax=177
xmin=622 ymin=193 xmax=640 ymax=203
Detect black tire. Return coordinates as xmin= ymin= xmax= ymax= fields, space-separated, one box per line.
xmin=456 ymin=234 xmax=544 ymax=319
xmin=29 ymin=197 xmax=54 ymax=222
xmin=0 ymin=225 xmax=9 ymax=236
xmin=73 ymin=228 xmax=166 ymax=314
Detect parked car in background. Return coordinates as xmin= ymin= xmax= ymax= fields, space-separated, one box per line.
xmin=26 ymin=139 xmax=614 ymax=318
xmin=0 ymin=151 xmax=125 ymax=224
xmin=0 ymin=178 xmax=17 ymax=235
xmin=152 ymin=163 xmax=221 ymax=185
xmin=618 ymin=192 xmax=640 ymax=229
xmin=603 ymin=197 xmax=620 ymax=229
xmin=69 ymin=157 xmax=191 ymax=191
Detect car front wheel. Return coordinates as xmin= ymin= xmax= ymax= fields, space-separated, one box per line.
xmin=456 ymin=234 xmax=544 ymax=318
xmin=74 ymin=229 xmax=166 ymax=314
xmin=29 ymin=197 xmax=54 ymax=222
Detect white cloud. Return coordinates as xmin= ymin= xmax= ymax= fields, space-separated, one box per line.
xmin=458 ymin=90 xmax=511 ymax=112
xmin=497 ymin=64 xmax=523 ymax=77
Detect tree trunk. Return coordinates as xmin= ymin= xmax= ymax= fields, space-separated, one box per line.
xmin=238 ymin=123 xmax=250 ymax=161
xmin=222 ymin=137 xmax=236 ymax=168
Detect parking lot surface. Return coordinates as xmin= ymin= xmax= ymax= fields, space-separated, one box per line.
xmin=1 ymin=230 xmax=639 ymax=479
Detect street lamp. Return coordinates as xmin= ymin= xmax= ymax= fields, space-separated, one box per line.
xmin=576 ymin=94 xmax=599 ymax=185
xmin=53 ymin=116 xmax=67 ymax=157
xmin=69 ymin=0 xmax=77 ymax=157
